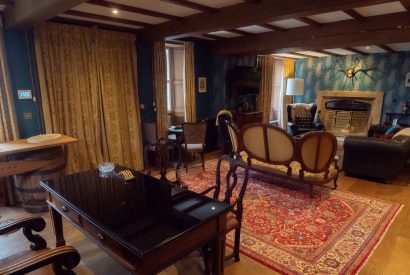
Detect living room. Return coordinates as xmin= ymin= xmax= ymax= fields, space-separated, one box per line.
xmin=0 ymin=0 xmax=410 ymax=274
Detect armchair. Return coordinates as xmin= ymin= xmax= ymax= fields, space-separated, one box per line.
xmin=287 ymin=103 xmax=324 ymax=136
xmin=0 ymin=216 xmax=80 ymax=274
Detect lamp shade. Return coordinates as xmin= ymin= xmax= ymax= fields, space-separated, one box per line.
xmin=286 ymin=78 xmax=304 ymax=96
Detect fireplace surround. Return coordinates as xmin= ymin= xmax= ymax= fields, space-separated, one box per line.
xmin=316 ymin=91 xmax=384 ymax=136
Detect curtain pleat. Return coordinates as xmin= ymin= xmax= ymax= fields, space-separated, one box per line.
xmin=279 ymin=58 xmax=295 ymax=129
xmin=256 ymin=55 xmax=275 ymax=123
xmin=34 ymin=22 xmax=144 ymax=172
xmin=184 ymin=42 xmax=196 ymax=123
xmin=0 ymin=25 xmax=19 ymax=206
xmin=152 ymin=41 xmax=168 ymax=138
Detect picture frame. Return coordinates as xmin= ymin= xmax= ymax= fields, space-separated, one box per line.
xmin=198 ymin=77 xmax=207 ymax=93
xmin=406 ymin=73 xmax=410 ymax=87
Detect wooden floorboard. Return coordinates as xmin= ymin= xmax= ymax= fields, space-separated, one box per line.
xmin=1 ymin=151 xmax=409 ymax=275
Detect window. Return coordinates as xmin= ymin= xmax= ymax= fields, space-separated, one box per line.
xmin=270 ymin=59 xmax=284 ymax=121
xmin=165 ymin=45 xmax=185 ymax=125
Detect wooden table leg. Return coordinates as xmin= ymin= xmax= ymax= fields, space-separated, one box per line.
xmin=211 ymin=214 xmax=227 ymax=275
xmin=50 ymin=206 xmax=66 ymax=246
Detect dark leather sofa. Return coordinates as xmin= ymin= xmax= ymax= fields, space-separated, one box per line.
xmin=343 ymin=130 xmax=410 ymax=181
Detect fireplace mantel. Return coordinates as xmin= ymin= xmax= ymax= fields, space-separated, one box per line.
xmin=316 ymin=91 xmax=384 ymax=126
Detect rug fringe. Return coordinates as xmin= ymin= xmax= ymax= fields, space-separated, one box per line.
xmin=354 ymin=204 xmax=403 ymax=275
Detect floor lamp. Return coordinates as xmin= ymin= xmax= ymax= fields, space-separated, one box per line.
xmin=286 ymin=78 xmax=304 ymax=103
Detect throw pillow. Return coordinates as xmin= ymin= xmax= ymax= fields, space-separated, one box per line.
xmin=295 ymin=115 xmax=312 ymax=128
xmin=385 ymin=124 xmax=400 ymax=135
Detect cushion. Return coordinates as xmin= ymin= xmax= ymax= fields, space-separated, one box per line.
xmin=385 ymin=124 xmax=400 ymax=135
xmin=295 ymin=115 xmax=313 ymax=128
xmin=393 ymin=127 xmax=410 ymax=138
xmin=374 ymin=133 xmax=396 ymax=139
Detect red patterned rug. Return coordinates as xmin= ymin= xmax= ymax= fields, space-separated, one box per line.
xmin=178 ymin=159 xmax=402 ymax=275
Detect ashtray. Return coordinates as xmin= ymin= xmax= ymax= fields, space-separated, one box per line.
xmin=98 ymin=162 xmax=115 ymax=173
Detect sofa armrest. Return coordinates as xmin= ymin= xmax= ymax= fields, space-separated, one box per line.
xmin=344 ymin=136 xmax=410 ymax=156
xmin=287 ymin=122 xmax=298 ymax=136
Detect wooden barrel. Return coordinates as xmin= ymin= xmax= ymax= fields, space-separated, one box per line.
xmin=14 ymin=147 xmax=66 ymax=213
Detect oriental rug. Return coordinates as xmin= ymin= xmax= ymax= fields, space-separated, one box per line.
xmin=178 ymin=159 xmax=402 ymax=275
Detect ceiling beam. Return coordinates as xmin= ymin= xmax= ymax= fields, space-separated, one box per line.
xmin=201 ymin=33 xmax=223 ymax=40
xmin=297 ymin=17 xmax=322 ymax=27
xmin=377 ymin=44 xmax=398 ymax=53
xmin=0 ymin=0 xmax=13 ymax=5
xmin=3 ymin=0 xmax=87 ymax=29
xmin=345 ymin=47 xmax=368 ymax=55
xmin=242 ymin=0 xmax=261 ymax=3
xmin=211 ymin=12 xmax=410 ymax=54
xmin=50 ymin=16 xmax=138 ymax=33
xmin=314 ymin=50 xmax=339 ymax=57
xmin=400 ymin=0 xmax=410 ymax=11
xmin=63 ymin=10 xmax=154 ymax=28
xmin=226 ymin=29 xmax=253 ymax=36
xmin=258 ymin=23 xmax=286 ymax=32
xmin=87 ymin=0 xmax=181 ymax=20
xmin=161 ymin=0 xmax=216 ymax=13
xmin=343 ymin=9 xmax=365 ymax=21
xmin=139 ymin=0 xmax=396 ymax=41
xmin=290 ymin=52 xmax=317 ymax=58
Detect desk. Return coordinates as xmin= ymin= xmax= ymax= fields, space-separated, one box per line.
xmin=40 ymin=167 xmax=230 ymax=274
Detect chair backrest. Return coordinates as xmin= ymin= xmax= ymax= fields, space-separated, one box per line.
xmin=240 ymin=123 xmax=296 ymax=165
xmin=142 ymin=122 xmax=157 ymax=144
xmin=297 ymin=132 xmax=337 ymax=174
xmin=226 ymin=121 xmax=240 ymax=155
xmin=214 ymin=155 xmax=249 ymax=219
xmin=182 ymin=121 xmax=207 ymax=144
xmin=287 ymin=103 xmax=317 ymax=123
xmin=143 ymin=138 xmax=183 ymax=185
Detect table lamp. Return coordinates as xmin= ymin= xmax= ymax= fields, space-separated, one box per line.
xmin=286 ymin=78 xmax=304 ymax=102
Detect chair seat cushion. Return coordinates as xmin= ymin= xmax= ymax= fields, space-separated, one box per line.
xmin=226 ymin=212 xmax=238 ymax=231
xmin=185 ymin=143 xmax=203 ymax=150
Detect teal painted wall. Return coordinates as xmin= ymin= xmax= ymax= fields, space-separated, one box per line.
xmin=137 ymin=42 xmax=155 ymax=123
xmin=4 ymin=30 xmax=43 ymax=138
xmin=295 ymin=53 xmax=410 ymax=119
xmin=194 ymin=42 xmax=211 ymax=120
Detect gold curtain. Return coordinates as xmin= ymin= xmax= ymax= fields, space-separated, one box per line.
xmin=280 ymin=58 xmax=295 ymax=129
xmin=256 ymin=55 xmax=275 ymax=123
xmin=34 ymin=23 xmax=144 ymax=172
xmin=184 ymin=42 xmax=196 ymax=123
xmin=0 ymin=26 xmax=19 ymax=205
xmin=152 ymin=41 xmax=168 ymax=138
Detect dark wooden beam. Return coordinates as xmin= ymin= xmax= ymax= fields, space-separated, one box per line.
xmin=201 ymin=33 xmax=223 ymax=40
xmin=242 ymin=0 xmax=261 ymax=3
xmin=345 ymin=47 xmax=368 ymax=55
xmin=297 ymin=17 xmax=322 ymax=27
xmin=226 ymin=29 xmax=253 ymax=36
xmin=51 ymin=16 xmax=138 ymax=33
xmin=343 ymin=9 xmax=365 ymax=21
xmin=139 ymin=0 xmax=395 ymax=41
xmin=211 ymin=12 xmax=410 ymax=54
xmin=400 ymin=0 xmax=410 ymax=11
xmin=314 ymin=50 xmax=339 ymax=56
xmin=258 ymin=23 xmax=286 ymax=32
xmin=63 ymin=10 xmax=154 ymax=28
xmin=161 ymin=0 xmax=216 ymax=13
xmin=0 ymin=0 xmax=13 ymax=5
xmin=87 ymin=0 xmax=181 ymax=20
xmin=4 ymin=0 xmax=87 ymax=29
xmin=377 ymin=44 xmax=398 ymax=53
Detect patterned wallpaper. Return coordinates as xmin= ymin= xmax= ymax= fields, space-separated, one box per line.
xmin=294 ymin=52 xmax=410 ymax=117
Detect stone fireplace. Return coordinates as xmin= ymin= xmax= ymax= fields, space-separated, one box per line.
xmin=316 ymin=91 xmax=384 ymax=136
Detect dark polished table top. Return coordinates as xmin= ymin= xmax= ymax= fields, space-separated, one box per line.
xmin=41 ymin=167 xmax=230 ymax=258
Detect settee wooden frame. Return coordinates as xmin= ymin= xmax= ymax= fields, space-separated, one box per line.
xmin=231 ymin=123 xmax=339 ymax=196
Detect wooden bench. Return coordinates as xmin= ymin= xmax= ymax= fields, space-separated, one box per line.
xmin=227 ymin=122 xmax=339 ymax=196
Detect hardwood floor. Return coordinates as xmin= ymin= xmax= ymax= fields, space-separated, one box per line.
xmin=1 ymin=152 xmax=409 ymax=275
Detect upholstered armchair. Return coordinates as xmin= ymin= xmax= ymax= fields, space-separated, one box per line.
xmin=287 ymin=103 xmax=324 ymax=136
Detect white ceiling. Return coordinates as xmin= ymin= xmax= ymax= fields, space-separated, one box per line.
xmin=306 ymin=11 xmax=353 ymax=23
xmin=353 ymin=1 xmax=406 ymax=17
xmin=208 ymin=30 xmax=242 ymax=38
xmin=351 ymin=45 xmax=387 ymax=54
xmin=237 ymin=25 xmax=271 ymax=34
xmin=268 ymin=19 xmax=308 ymax=29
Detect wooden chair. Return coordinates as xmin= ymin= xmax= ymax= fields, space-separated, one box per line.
xmin=201 ymin=155 xmax=250 ymax=271
xmin=0 ymin=216 xmax=80 ymax=274
xmin=226 ymin=121 xmax=241 ymax=158
xmin=143 ymin=138 xmax=186 ymax=188
xmin=182 ymin=121 xmax=207 ymax=172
